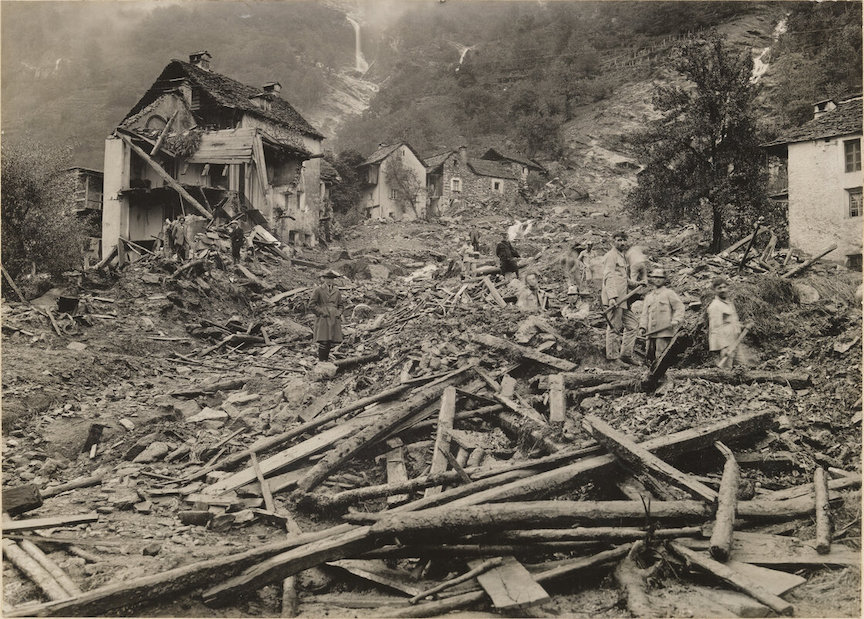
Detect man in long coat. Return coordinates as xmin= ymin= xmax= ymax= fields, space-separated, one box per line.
xmin=639 ymin=268 xmax=684 ymax=364
xmin=496 ymin=230 xmax=520 ymax=280
xmin=310 ymin=270 xmax=344 ymax=362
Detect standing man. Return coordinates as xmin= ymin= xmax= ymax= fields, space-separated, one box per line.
xmin=309 ymin=269 xmax=344 ymax=362
xmin=469 ymin=229 xmax=481 ymax=253
xmin=496 ymin=229 xmax=521 ymax=281
xmin=602 ymin=231 xmax=638 ymax=363
xmin=229 ymin=222 xmax=245 ymax=263
xmin=639 ymin=268 xmax=684 ymax=364
xmin=707 ymin=277 xmax=742 ymax=367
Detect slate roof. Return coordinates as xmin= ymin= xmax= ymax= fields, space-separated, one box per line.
xmin=763 ymin=98 xmax=862 ymax=147
xmin=361 ymin=143 xmax=425 ymax=167
xmin=122 ymin=60 xmax=324 ymax=139
xmin=422 ymin=150 xmax=455 ymax=172
xmin=480 ymin=147 xmax=545 ymax=171
xmin=467 ymin=158 xmax=517 ymax=180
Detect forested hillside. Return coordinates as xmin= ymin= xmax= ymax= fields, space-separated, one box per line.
xmin=1 ymin=1 xmax=860 ymax=168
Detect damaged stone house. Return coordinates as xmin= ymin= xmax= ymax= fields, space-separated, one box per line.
xmin=425 ymin=146 xmax=541 ymax=214
xmin=69 ymin=166 xmax=104 ymax=262
xmin=763 ymin=94 xmax=863 ymax=269
xmin=358 ymin=143 xmax=428 ymax=221
xmin=101 ymin=51 xmax=325 ymax=257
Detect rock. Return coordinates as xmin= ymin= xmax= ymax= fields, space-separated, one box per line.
xmin=225 ymin=392 xmax=261 ymax=406
xmin=133 ymin=442 xmax=171 ymax=463
xmin=298 ymin=566 xmax=333 ymax=592
xmin=793 ymin=283 xmax=820 ymax=304
xmin=369 ymin=264 xmax=390 ymax=280
xmin=66 ymin=342 xmax=88 ymax=351
xmin=282 ymin=378 xmax=309 ymax=407
xmin=310 ymin=362 xmax=338 ymax=381
xmin=271 ymin=409 xmax=297 ymax=430
xmin=168 ymin=399 xmax=201 ymax=419
xmin=186 ymin=408 xmax=228 ymax=423
xmin=110 ymin=489 xmax=141 ymax=510
xmin=140 ymin=316 xmax=156 ymax=330
xmin=134 ymin=500 xmax=153 ymax=514
xmin=580 ymin=396 xmax=605 ymax=411
xmin=96 ymin=506 xmax=115 ymax=515
xmin=142 ymin=543 xmax=162 ymax=556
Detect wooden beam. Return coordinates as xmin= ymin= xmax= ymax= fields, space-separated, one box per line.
xmin=118 ymin=134 xmax=211 ymax=219
xmin=482 ymin=276 xmax=507 ymax=307
xmin=2 ymin=513 xmax=99 ymax=533
xmin=585 ymin=415 xmax=718 ymax=503
xmin=678 ymin=531 xmax=859 ymax=567
xmin=384 ymin=439 xmax=409 ymax=506
xmin=251 ymin=131 xmax=271 ymax=212
xmin=470 ymin=333 xmax=576 ymax=371
xmin=709 ymin=442 xmax=738 ymax=561
xmin=814 ymin=467 xmax=832 ymax=554
xmin=781 ymin=244 xmax=837 ymax=279
xmin=424 ymin=387 xmax=456 ymax=498
xmin=18 ymin=539 xmax=82 ymax=595
xmin=548 ymin=373 xmax=565 ymax=424
xmin=150 ymin=111 xmax=178 ymax=157
xmin=1 ymin=539 xmax=71 ymax=601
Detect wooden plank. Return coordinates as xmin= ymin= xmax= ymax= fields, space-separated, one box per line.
xmin=725 ymin=561 xmax=806 ymax=596
xmin=470 ymin=333 xmax=576 ymax=372
xmin=251 ymin=131 xmax=271 ymax=212
xmin=2 ymin=513 xmax=99 ymax=533
xmin=268 ymin=287 xmax=310 ymax=305
xmin=548 ymin=373 xmax=565 ymax=424
xmin=586 ymin=415 xmax=718 ymax=503
xmin=474 ymin=368 xmax=547 ymax=425
xmin=499 ymin=375 xmax=516 ymax=398
xmin=482 ymin=276 xmax=507 ymax=307
xmin=424 ymin=387 xmax=457 ymax=498
xmin=468 ymin=556 xmax=549 ymax=610
xmin=250 ymin=453 xmax=276 ymax=513
xmin=325 ymin=559 xmax=422 ymax=596
xmin=203 ymin=416 xmax=368 ymax=495
xmin=679 ymin=532 xmax=859 ymax=567
xmin=300 ymin=378 xmax=350 ymax=422
xmin=690 ymin=585 xmax=770 ymax=617
xmin=385 ymin=439 xmax=409 ymax=506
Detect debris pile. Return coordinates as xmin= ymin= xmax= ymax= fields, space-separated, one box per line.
xmin=1 ymin=211 xmax=860 ymax=617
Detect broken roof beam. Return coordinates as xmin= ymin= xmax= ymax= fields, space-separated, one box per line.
xmin=117 ymin=133 xmax=212 ymax=219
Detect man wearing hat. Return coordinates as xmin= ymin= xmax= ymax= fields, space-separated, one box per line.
xmin=602 ymin=231 xmax=639 ymax=363
xmin=309 ymin=270 xmax=344 ymax=362
xmin=496 ymin=229 xmax=521 ymax=280
xmin=639 ymin=268 xmax=684 ymax=364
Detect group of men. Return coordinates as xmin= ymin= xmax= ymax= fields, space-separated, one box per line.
xmin=602 ymin=230 xmax=743 ymax=368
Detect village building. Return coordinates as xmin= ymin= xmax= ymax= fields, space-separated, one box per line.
xmin=358 ymin=143 xmax=427 ymax=221
xmin=101 ymin=51 xmax=325 ymax=256
xmin=69 ymin=167 xmax=104 ymax=261
xmin=763 ymin=95 xmax=863 ymax=269
xmin=479 ymin=147 xmax=546 ymax=185
xmin=425 ymin=146 xmax=523 ymax=214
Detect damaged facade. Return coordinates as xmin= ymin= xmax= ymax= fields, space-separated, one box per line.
xmin=763 ymin=95 xmax=863 ymax=268
xmin=69 ymin=167 xmax=104 ymax=261
xmin=358 ymin=142 xmax=427 ymax=221
xmin=101 ymin=51 xmax=325 ymax=256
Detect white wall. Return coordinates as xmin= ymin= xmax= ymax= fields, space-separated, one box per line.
xmin=788 ymin=134 xmax=863 ymax=263
xmin=375 ymin=145 xmax=427 ymax=221
xmin=101 ymin=137 xmax=130 ymax=256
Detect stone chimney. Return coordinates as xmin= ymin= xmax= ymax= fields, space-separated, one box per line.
xmin=263 ymin=82 xmax=282 ymax=96
xmin=189 ymin=51 xmax=212 ymax=72
xmin=249 ymin=93 xmax=272 ymax=112
xmin=458 ymin=145 xmax=468 ymax=165
xmin=813 ymin=99 xmax=837 ymax=119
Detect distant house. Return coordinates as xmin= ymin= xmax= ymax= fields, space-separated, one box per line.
xmin=358 ymin=143 xmax=427 ymax=221
xmin=424 ymin=146 xmax=520 ymax=214
xmin=102 ymin=51 xmax=325 ymax=256
xmin=480 ymin=148 xmax=546 ymax=185
xmin=763 ymin=95 xmax=863 ymax=269
xmin=69 ymin=167 xmax=103 ymax=261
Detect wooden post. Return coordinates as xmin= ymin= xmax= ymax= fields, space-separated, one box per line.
xmin=548 ymin=374 xmax=565 ymax=424
xmin=781 ymin=244 xmax=837 ymax=279
xmin=281 ymin=576 xmax=299 ymax=617
xmin=150 ymin=111 xmax=178 ymax=157
xmin=118 ymin=134 xmax=211 ymax=219
xmin=1 ymin=264 xmax=27 ymax=303
xmin=425 ymin=387 xmax=457 ymax=497
xmin=250 ymin=453 xmax=276 ymax=513
xmin=709 ymin=442 xmax=739 ymax=561
xmin=737 ymin=218 xmax=764 ymax=273
xmin=814 ymin=467 xmax=832 ymax=554
xmin=385 ymin=439 xmax=410 ymax=506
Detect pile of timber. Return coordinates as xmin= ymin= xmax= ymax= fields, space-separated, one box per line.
xmin=3 ymin=333 xmax=858 ymax=617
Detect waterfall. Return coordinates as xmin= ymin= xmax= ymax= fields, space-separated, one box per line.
xmin=750 ymin=17 xmax=787 ymax=84
xmin=346 ymin=16 xmax=369 ymax=74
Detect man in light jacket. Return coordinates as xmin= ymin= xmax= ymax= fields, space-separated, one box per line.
xmin=602 ymin=231 xmax=639 ymax=363
xmin=639 ymin=268 xmax=684 ymax=364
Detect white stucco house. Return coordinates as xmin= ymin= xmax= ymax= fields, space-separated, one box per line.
xmin=763 ymin=95 xmax=863 ymax=269
xmin=358 ymin=143 xmax=427 ymax=221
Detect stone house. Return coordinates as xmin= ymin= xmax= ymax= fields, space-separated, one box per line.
xmin=102 ymin=51 xmax=325 ymax=257
xmin=358 ymin=143 xmax=427 ymax=221
xmin=425 ymin=147 xmax=520 ymax=214
xmin=479 ymin=148 xmax=546 ymax=186
xmin=763 ymin=95 xmax=863 ymax=269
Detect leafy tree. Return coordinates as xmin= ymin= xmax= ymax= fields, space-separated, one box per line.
xmin=626 ymin=33 xmax=772 ymax=253
xmin=326 ymin=149 xmax=366 ymax=215
xmin=1 ymin=140 xmax=86 ymax=281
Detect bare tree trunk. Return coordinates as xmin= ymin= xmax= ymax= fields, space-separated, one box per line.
xmin=711 ymin=204 xmax=723 ymax=254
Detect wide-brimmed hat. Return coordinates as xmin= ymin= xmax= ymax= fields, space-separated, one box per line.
xmin=321 ymin=269 xmax=342 ymax=279
xmin=648 ymin=268 xmax=667 ymax=279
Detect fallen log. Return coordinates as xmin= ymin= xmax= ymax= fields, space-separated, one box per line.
xmin=496 ymin=411 xmax=562 ymax=455
xmin=376 ymin=545 xmax=631 ymax=618
xmin=536 ymin=369 xmax=811 ymax=391
xmin=479 ymin=526 xmax=701 ymax=544
xmin=281 ymin=576 xmax=299 ymax=617
xmin=444 ymin=409 xmax=775 ymax=507
xmin=4 ymin=525 xmax=356 ymax=617
xmin=295 ymin=366 xmax=473 ymax=493
xmin=758 ymin=473 xmax=860 ymax=501
xmin=709 ymin=442 xmax=739 ymax=562
xmin=585 ymin=415 xmax=718 ymax=503
xmin=42 ymin=476 xmax=103 ymax=499
xmin=2 ymin=539 xmax=71 ymax=601
xmin=2 ymin=484 xmax=43 ymax=516
xmin=424 ymin=387 xmax=456 ymax=498
xmin=814 ymin=467 xmax=832 ymax=554
xmin=2 ymin=513 xmax=99 ymax=533
xmin=169 ymin=378 xmax=249 ymax=398
xmin=364 ymin=542 xmax=601 ymax=559
xmin=615 ymin=542 xmax=656 ymax=617
xmin=469 ymin=333 xmax=576 ymax=372
xmin=19 ymin=539 xmax=82 ymax=595
xmin=781 ymin=243 xmax=837 ymax=279
xmin=333 ymin=351 xmax=382 ymax=370
xmin=669 ymin=542 xmax=793 ymax=616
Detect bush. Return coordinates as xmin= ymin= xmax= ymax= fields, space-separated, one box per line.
xmin=1 ymin=140 xmax=87 ymax=283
